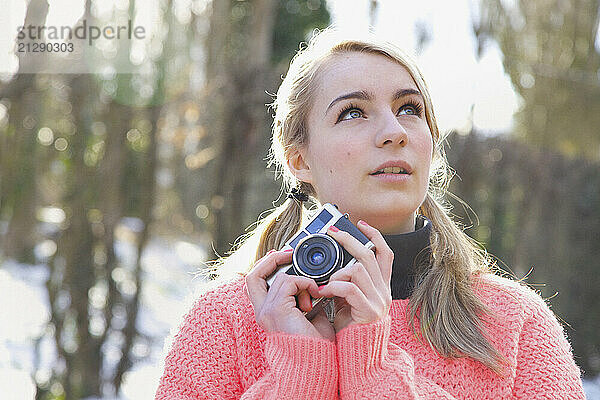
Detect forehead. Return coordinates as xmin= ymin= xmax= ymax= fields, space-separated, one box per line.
xmin=314 ymin=52 xmax=418 ymax=101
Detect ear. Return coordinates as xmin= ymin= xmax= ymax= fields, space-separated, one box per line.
xmin=287 ymin=148 xmax=313 ymax=184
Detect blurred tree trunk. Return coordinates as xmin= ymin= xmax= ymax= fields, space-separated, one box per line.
xmin=98 ymin=4 xmax=137 ymax=396
xmin=204 ymin=0 xmax=276 ymax=258
xmin=113 ymin=101 xmax=160 ymax=395
xmin=48 ymin=4 xmax=102 ymax=396
xmin=99 ymin=97 xmax=129 ymax=394
xmin=369 ymin=0 xmax=379 ymax=26
xmin=57 ymin=72 xmax=100 ymax=399
xmin=112 ymin=0 xmax=168 ymax=393
xmin=201 ymin=0 xmax=233 ymax=257
xmin=0 ymin=0 xmax=49 ymax=262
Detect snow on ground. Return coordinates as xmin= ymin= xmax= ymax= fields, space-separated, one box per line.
xmin=1 ymin=236 xmax=600 ymax=399
xmin=586 ymin=376 xmax=600 ymax=400
xmin=0 ymin=235 xmax=206 ymax=399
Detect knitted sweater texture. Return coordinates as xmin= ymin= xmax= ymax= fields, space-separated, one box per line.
xmin=155 ymin=273 xmax=585 ymax=399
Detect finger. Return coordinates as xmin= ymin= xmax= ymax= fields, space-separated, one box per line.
xmin=262 ymin=269 xmax=288 ymax=303
xmin=266 ymin=274 xmax=320 ymax=307
xmin=250 ymin=249 xmax=294 ymax=280
xmin=297 ymin=289 xmax=312 ymax=313
xmin=318 ymin=281 xmax=373 ymax=317
xmin=327 ymin=226 xmax=384 ymax=288
xmin=246 ymin=249 xmax=293 ymax=310
xmin=328 ymin=262 xmax=381 ymax=304
xmin=282 ymin=276 xmax=321 ymax=299
xmin=355 ymin=220 xmax=395 ymax=284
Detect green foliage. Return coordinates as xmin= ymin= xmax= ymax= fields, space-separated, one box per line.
xmin=218 ymin=0 xmax=329 ymax=68
xmin=474 ymin=0 xmax=600 ymax=160
xmin=272 ymin=0 xmax=330 ymax=65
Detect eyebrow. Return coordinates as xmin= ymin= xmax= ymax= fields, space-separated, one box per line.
xmin=325 ymin=90 xmax=372 ymax=114
xmin=325 ymin=88 xmax=424 ymax=115
xmin=393 ymin=88 xmax=423 ymax=102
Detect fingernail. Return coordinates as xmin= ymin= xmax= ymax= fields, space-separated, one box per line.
xmin=358 ymin=220 xmax=368 ymax=226
xmin=328 ymin=225 xmax=339 ymax=233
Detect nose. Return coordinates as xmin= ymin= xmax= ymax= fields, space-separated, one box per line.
xmin=374 ymin=111 xmax=408 ymax=148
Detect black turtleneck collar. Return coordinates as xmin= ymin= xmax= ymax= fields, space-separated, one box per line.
xmin=383 ymin=215 xmax=432 ymax=299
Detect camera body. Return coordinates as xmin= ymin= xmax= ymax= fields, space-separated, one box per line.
xmin=266 ymin=203 xmax=375 ymax=287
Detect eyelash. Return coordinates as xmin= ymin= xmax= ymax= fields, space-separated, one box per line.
xmin=404 ymin=100 xmax=424 ymax=117
xmin=336 ymin=103 xmax=362 ymax=122
xmin=336 ymin=100 xmax=424 ymax=122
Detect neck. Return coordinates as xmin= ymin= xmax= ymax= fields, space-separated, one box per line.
xmin=377 ymin=213 xmax=417 ymax=235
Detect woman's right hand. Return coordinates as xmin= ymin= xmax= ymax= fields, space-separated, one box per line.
xmin=246 ymin=249 xmax=336 ymax=341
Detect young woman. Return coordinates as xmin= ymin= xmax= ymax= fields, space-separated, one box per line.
xmin=155 ymin=29 xmax=585 ymax=399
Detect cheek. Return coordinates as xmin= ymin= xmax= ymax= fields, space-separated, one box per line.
xmin=310 ymin=147 xmax=361 ymax=191
xmin=318 ymin=144 xmax=361 ymax=170
xmin=417 ymin=129 xmax=434 ymax=161
xmin=425 ymin=138 xmax=434 ymax=162
xmin=413 ymin=129 xmax=434 ymax=185
xmin=333 ymin=148 xmax=363 ymax=178
xmin=324 ymin=152 xmax=355 ymax=177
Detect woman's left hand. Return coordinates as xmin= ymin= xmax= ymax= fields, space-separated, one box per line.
xmin=317 ymin=220 xmax=394 ymax=332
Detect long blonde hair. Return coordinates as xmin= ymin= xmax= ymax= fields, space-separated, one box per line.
xmin=215 ymin=28 xmax=505 ymax=373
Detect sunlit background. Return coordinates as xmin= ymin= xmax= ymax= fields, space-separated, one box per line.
xmin=1 ymin=0 xmax=599 ymax=399
xmin=2 ymin=0 xmax=520 ymax=131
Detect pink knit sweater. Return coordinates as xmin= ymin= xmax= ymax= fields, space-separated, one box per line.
xmin=155 ymin=273 xmax=585 ymax=399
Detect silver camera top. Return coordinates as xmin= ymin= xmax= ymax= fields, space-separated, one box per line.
xmin=265 ymin=203 xmax=374 ymax=287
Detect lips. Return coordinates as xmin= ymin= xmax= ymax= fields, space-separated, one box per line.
xmin=369 ymin=160 xmax=413 ymax=175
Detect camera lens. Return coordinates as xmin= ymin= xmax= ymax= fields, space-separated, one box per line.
xmin=309 ymin=249 xmax=326 ymax=265
xmin=293 ymin=234 xmax=342 ymax=281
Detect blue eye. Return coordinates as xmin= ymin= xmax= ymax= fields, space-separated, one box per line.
xmin=337 ymin=103 xmax=364 ymax=122
xmin=344 ymin=109 xmax=362 ymax=119
xmin=399 ymin=106 xmax=415 ymax=115
xmin=397 ymin=101 xmax=423 ymax=117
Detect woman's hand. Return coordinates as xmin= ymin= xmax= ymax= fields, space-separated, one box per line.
xmin=317 ymin=220 xmax=394 ymax=332
xmin=246 ymin=249 xmax=336 ymax=341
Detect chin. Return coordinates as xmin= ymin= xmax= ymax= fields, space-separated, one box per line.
xmin=371 ymin=197 xmax=419 ymax=215
xmin=320 ymin=194 xmax=419 ymax=227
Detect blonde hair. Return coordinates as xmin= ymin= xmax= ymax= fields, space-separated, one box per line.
xmin=215 ymin=28 xmax=506 ymax=373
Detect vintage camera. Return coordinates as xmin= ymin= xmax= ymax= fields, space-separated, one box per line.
xmin=266 ymin=203 xmax=375 ymax=288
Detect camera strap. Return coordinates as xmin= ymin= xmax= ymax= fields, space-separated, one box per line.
xmin=324 ymin=298 xmax=336 ymax=323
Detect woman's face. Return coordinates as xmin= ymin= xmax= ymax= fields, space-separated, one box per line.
xmin=289 ymin=52 xmax=433 ymax=234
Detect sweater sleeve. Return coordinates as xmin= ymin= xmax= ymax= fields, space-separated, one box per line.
xmin=336 ymin=316 xmax=456 ymax=399
xmin=155 ymin=288 xmax=339 ymax=400
xmin=511 ymin=292 xmax=585 ymax=399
